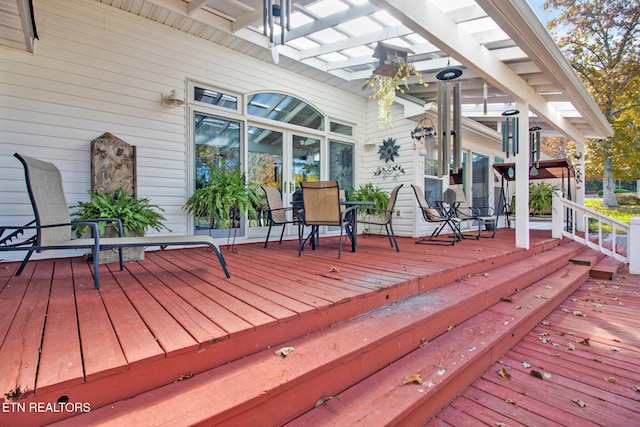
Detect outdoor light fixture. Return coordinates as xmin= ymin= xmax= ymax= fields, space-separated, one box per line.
xmin=501 ymin=108 xmax=520 ymax=158
xmin=411 ymin=114 xmax=436 ymax=157
xmin=263 ymin=0 xmax=291 ymax=46
xmin=162 ymin=89 xmax=185 ymax=107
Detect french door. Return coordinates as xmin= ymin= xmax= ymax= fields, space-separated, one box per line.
xmin=247 ymin=125 xmax=321 ymax=238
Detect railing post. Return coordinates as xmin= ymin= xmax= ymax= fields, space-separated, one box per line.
xmin=552 ymin=190 xmax=563 ymax=239
xmin=630 ymin=217 xmax=640 ymax=274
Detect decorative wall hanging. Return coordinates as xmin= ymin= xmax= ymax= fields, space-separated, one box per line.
xmin=378 ymin=137 xmax=400 ymax=163
xmin=501 ymin=108 xmax=520 ymax=159
xmin=91 ymin=132 xmax=136 ymax=197
xmin=364 ymin=42 xmax=428 ymax=128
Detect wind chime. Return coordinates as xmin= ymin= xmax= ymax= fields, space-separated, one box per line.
xmin=529 ymin=125 xmax=542 ymax=176
xmin=501 ymin=107 xmax=520 ymax=159
xmin=411 ymin=114 xmax=436 ymax=157
xmin=263 ymin=0 xmax=291 ymax=63
xmin=433 ymin=63 xmax=463 ymax=178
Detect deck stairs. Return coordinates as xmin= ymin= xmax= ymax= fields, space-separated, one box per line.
xmin=54 ymin=240 xmax=624 ymax=426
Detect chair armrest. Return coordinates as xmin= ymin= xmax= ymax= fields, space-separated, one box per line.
xmin=469 ymin=206 xmax=496 ymax=217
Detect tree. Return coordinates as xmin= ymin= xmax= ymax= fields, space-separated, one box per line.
xmin=544 ymin=0 xmax=640 ymax=206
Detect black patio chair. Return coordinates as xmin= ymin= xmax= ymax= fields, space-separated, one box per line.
xmin=443 ymin=188 xmax=497 ymax=239
xmin=411 ymin=184 xmax=462 ymax=246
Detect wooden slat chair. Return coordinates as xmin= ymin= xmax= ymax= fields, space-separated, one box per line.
xmin=444 ymin=188 xmax=497 ymax=239
xmin=0 ymin=153 xmax=230 ymax=288
xmin=298 ymin=180 xmax=354 ymax=258
xmin=261 ymin=185 xmax=297 ymax=248
xmin=411 ymin=184 xmax=462 ymax=246
xmin=358 ymin=184 xmax=403 ymax=252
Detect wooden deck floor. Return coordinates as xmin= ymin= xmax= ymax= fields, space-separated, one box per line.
xmin=0 ymin=229 xmax=637 ymax=425
xmin=428 ymin=262 xmax=640 ymax=426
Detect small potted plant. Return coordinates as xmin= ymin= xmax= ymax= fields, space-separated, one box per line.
xmin=529 ymin=182 xmax=558 ymax=216
xmin=348 ymin=183 xmax=391 ymax=234
xmin=70 ymin=187 xmax=170 ymax=263
xmin=183 ymin=163 xmax=262 ymax=230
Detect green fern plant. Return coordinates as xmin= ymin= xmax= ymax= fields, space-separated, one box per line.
xmin=529 ymin=182 xmax=558 ymax=215
xmin=70 ymin=188 xmax=169 ymax=237
xmin=183 ymin=163 xmax=261 ymax=229
xmin=348 ymin=183 xmax=390 ymax=211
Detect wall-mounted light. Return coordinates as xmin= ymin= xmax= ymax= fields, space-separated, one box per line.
xmin=162 ymin=90 xmax=185 ymax=107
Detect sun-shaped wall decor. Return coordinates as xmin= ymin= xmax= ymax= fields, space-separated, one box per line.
xmin=377 ymin=137 xmax=400 ymax=163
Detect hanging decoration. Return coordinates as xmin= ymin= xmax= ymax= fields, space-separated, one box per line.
xmin=435 ymin=62 xmax=463 ymax=178
xmin=501 ymin=108 xmax=520 ymax=159
xmin=529 ymin=125 xmax=542 ymax=176
xmin=377 ymin=137 xmax=400 ymax=163
xmin=483 ymin=81 xmax=488 ymax=116
xmin=263 ymin=0 xmax=291 ymax=46
xmin=364 ymin=42 xmax=428 ymax=128
xmin=410 ymin=114 xmax=436 ymax=157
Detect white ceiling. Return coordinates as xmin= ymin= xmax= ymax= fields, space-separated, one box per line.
xmin=4 ymin=0 xmax=613 ymax=140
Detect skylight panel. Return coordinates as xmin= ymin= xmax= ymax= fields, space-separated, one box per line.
xmin=344 ymin=0 xmax=369 ymax=5
xmin=307 ymin=0 xmax=348 ymax=18
xmin=337 ymin=16 xmax=382 ymax=36
xmin=317 ymin=51 xmax=349 ymax=63
xmin=287 ymin=36 xmax=321 ymax=50
xmin=341 ymin=45 xmax=375 ymax=58
xmin=458 ymin=17 xmax=499 ymax=35
xmin=372 ymin=10 xmax=401 ymax=27
xmin=405 ymin=33 xmax=429 ymax=45
xmin=289 ymin=11 xmax=314 ymax=28
xmin=310 ymin=27 xmax=348 ymax=44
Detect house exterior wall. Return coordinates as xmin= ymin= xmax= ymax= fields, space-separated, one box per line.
xmin=1 ymin=0 xmax=506 ymax=262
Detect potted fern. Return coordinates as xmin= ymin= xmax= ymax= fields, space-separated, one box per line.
xmin=183 ymin=163 xmax=261 ymax=231
xmin=70 ymin=187 xmax=170 ymax=263
xmin=348 ymin=183 xmax=391 ymax=234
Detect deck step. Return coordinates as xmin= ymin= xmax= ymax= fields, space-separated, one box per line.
xmin=54 ymin=242 xmax=587 ymax=426
xmin=286 ymin=262 xmax=590 ymax=426
xmin=589 ymin=257 xmax=624 ymax=280
xmin=568 ymin=247 xmax=604 ymax=267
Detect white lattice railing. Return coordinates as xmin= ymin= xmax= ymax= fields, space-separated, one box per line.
xmin=552 ymin=193 xmax=639 ymax=274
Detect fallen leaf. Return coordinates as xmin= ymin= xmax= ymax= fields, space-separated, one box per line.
xmin=633 ymin=386 xmax=640 ymax=392
xmin=328 ymin=266 xmax=340 ymax=273
xmin=501 ymin=296 xmax=515 ymax=302
xmin=573 ymin=311 xmax=585 ymax=317
xmin=403 ymin=373 xmax=423 ymax=385
xmin=274 ymin=346 xmax=295 ymax=357
xmin=541 ymin=320 xmax=551 ymax=326
xmin=497 ymin=368 xmax=511 ymax=380
xmin=543 ymin=373 xmax=553 ymax=379
xmin=483 ymin=272 xmax=490 ymax=277
xmin=515 ymin=305 xmax=522 ymax=309
xmin=447 ymin=325 xmax=455 ymax=331
xmin=522 ymin=362 xmax=531 ymax=369
xmin=535 ymin=294 xmax=548 ymax=299
xmin=178 ymin=372 xmax=194 ymax=381
xmin=495 ymin=422 xmax=510 ymax=427
xmin=419 ymin=338 xmax=428 ymax=348
xmin=566 ymin=343 xmax=576 ymax=351
xmin=572 ymin=398 xmax=587 ymax=408
xmin=561 ymin=308 xmax=571 ymax=313
xmin=544 ymin=285 xmax=553 ymax=289
xmin=610 ymin=346 xmax=622 ymax=352
xmin=539 ymin=337 xmax=549 ymax=344
xmin=530 ymin=370 xmax=544 ymax=379
xmin=315 ymin=396 xmax=339 ymax=407
xmin=578 ymin=338 xmax=590 ymax=346
xmin=604 ymin=377 xmax=618 ymax=384
xmin=504 ymin=398 xmax=518 ymax=408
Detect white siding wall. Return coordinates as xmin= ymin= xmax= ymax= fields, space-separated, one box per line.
xmin=0 ymin=0 xmax=367 ymax=261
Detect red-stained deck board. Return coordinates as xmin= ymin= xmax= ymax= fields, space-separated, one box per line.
xmin=445 ymin=394 xmax=530 ymax=427
xmin=0 ymin=260 xmax=52 ymax=397
xmin=433 ymin=401 xmax=491 ymax=427
xmin=0 ymin=261 xmax=33 ymax=345
xmin=108 ymin=261 xmax=199 ymax=356
xmin=178 ymin=250 xmax=317 ymax=315
xmin=152 ymin=249 xmax=276 ymax=331
xmin=482 ymin=352 xmax=638 ymax=427
xmin=169 ymin=250 xmax=299 ymax=324
xmin=35 ymin=259 xmax=84 ymax=392
xmin=72 ymin=259 xmax=128 ymax=381
xmin=125 ymin=260 xmax=227 ymax=344
xmin=95 ymin=267 xmax=165 ymax=368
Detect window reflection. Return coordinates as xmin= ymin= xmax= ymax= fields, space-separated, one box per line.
xmin=248 ymin=93 xmax=324 ymax=130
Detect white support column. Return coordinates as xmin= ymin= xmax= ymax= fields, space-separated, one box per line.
xmin=552 ymin=189 xmax=563 ymax=239
xmin=515 ymin=102 xmax=530 ymax=249
xmin=629 ymin=217 xmax=640 ymax=274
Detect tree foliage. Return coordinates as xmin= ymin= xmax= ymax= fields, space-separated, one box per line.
xmin=544 ymin=0 xmax=640 ymax=206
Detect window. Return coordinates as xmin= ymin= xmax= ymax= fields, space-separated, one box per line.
xmin=247 ymin=93 xmax=324 ymax=130
xmin=193 ymin=86 xmax=239 ymax=111
xmin=330 ymin=121 xmax=353 ymax=136
xmin=329 ymin=140 xmax=354 ymax=195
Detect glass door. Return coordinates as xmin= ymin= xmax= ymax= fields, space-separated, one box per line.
xmin=247 ymin=128 xmax=321 ymax=238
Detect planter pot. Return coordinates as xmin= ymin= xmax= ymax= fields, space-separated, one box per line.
xmin=98 ymin=224 xmax=144 ymax=264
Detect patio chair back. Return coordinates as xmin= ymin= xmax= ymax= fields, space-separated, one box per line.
xmin=300 ymin=181 xmax=342 ymax=226
xmin=17 ymin=154 xmax=73 ymax=247
xmin=262 ymin=185 xmax=287 ymax=223
xmin=358 ymin=184 xmax=403 ymax=252
xmin=383 ymin=184 xmax=402 ymax=222
xmin=411 ymin=184 xmax=461 ymax=246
